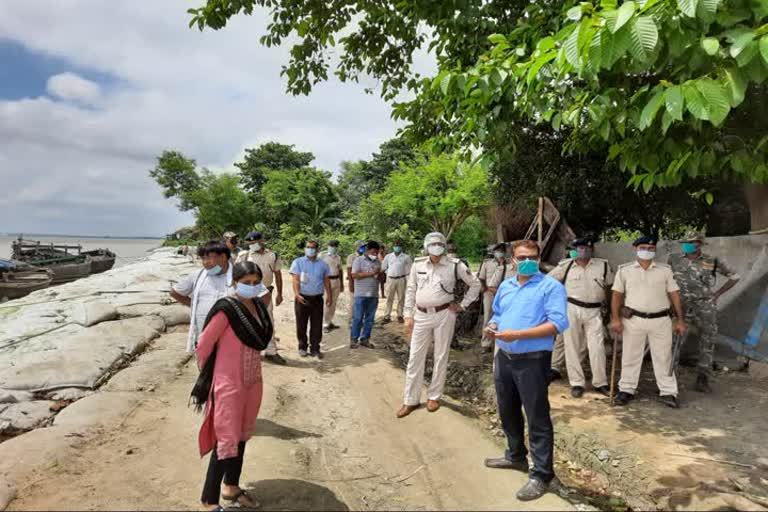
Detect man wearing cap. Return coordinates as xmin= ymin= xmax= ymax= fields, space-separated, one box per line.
xmin=667 ymin=231 xmax=741 ymax=390
xmin=222 ymin=232 xmax=241 ymax=261
xmin=610 ymin=236 xmax=687 ymax=408
xmin=350 ymin=241 xmax=382 ymax=348
xmin=346 ymin=241 xmax=365 ymax=315
xmin=549 ymin=238 xmax=614 ymax=398
xmin=236 ymin=231 xmax=287 ymax=365
xmin=381 ymin=240 xmax=413 ymax=324
xmin=319 ymin=240 xmax=344 ymax=334
xmin=478 ymin=243 xmax=512 ymax=352
xmin=397 ymin=232 xmax=481 ymax=418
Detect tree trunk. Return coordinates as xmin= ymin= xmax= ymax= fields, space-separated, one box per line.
xmin=745 ymin=183 xmax=768 ymax=234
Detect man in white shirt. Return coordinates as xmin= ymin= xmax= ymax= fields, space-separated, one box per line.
xmin=381 ymin=240 xmax=412 ymax=324
xmin=170 ymin=241 xmax=234 ymax=353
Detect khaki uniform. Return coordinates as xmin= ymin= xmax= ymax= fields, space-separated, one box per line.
xmin=236 ymin=249 xmax=282 ymax=355
xmin=612 ymin=261 xmax=680 ymax=396
xmin=382 ymin=252 xmax=413 ymax=319
xmin=346 ymin=253 xmax=357 ymax=315
xmin=550 ymin=258 xmax=614 ymax=388
xmin=320 ymin=251 xmax=343 ymax=327
xmin=478 ymin=258 xmax=513 ymax=348
xmin=402 ymin=256 xmax=481 ymax=405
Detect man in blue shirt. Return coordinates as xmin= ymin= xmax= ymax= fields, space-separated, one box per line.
xmin=483 ymin=240 xmax=568 ymax=502
xmin=290 ymin=240 xmax=332 ymax=359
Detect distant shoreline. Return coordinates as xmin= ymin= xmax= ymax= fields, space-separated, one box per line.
xmin=0 ymin=233 xmax=164 ymax=240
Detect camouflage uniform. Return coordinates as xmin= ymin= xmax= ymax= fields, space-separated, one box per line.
xmin=668 ymin=253 xmax=739 ymax=376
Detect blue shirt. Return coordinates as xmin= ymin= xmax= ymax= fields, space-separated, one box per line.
xmin=490 ymin=272 xmax=568 ymax=354
xmin=290 ymin=256 xmax=331 ymax=296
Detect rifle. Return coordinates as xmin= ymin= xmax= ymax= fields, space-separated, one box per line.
xmin=668 ymin=331 xmax=687 ymax=377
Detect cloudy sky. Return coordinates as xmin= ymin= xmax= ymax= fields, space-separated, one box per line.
xmin=0 ymin=1 xmax=424 ymax=237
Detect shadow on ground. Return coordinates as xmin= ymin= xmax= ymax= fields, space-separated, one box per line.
xmin=244 ymin=479 xmax=349 ymax=511
xmin=252 ymin=419 xmax=323 ymax=441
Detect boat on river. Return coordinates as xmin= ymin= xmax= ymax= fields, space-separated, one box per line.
xmin=82 ymin=248 xmax=116 ymax=274
xmin=10 ymin=237 xmax=99 ymax=285
xmin=0 ymin=260 xmax=53 ymax=301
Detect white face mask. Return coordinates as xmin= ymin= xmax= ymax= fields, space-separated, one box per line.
xmin=427 ymin=244 xmax=445 ymax=257
xmin=637 ymin=250 xmax=656 ymax=261
xmin=249 ymin=242 xmax=262 ymax=252
xmin=328 ymin=247 xmax=337 ymax=255
xmin=367 ymin=253 xmax=378 ymax=261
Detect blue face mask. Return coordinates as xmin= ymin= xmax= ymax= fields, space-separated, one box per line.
xmin=305 ymin=247 xmax=317 ymax=257
xmin=494 ymin=252 xmax=506 ymax=259
xmin=237 ymin=282 xmax=266 ymax=299
xmin=206 ymin=265 xmax=223 ymax=276
xmin=357 ymin=246 xmax=365 ymax=255
xmin=393 ymin=246 xmax=402 ymax=253
xmin=517 ymin=259 xmax=540 ymax=276
xmin=681 ymin=242 xmax=698 ymax=254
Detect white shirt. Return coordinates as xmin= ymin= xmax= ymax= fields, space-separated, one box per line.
xmin=382 ymin=252 xmax=413 ymax=278
xmin=174 ymin=266 xmax=234 ymax=352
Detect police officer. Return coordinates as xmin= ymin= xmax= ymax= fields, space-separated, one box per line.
xmin=667 ymin=230 xmax=741 ymax=391
xmin=346 ymin=240 xmax=365 ymax=315
xmin=549 ymin=238 xmax=614 ymax=398
xmin=610 ymin=236 xmax=687 ymax=408
xmin=320 ymin=240 xmax=344 ymax=333
xmin=222 ymin=231 xmax=241 ymax=261
xmin=478 ymin=243 xmax=511 ymax=352
xmin=397 ymin=232 xmax=481 ymax=418
xmin=236 ymin=231 xmax=287 ymax=365
xmin=381 ymin=240 xmax=413 ymax=324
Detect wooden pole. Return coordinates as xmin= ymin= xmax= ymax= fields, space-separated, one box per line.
xmin=537 ymin=197 xmax=544 ymax=242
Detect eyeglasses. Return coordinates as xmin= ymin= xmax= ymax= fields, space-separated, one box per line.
xmin=513 ymin=255 xmax=540 ymax=262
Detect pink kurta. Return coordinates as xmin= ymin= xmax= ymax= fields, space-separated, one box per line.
xmin=195 ymin=311 xmax=264 ymax=459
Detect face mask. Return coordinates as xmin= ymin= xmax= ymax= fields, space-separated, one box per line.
xmin=681 ymin=243 xmax=698 ymax=254
xmin=516 ymin=259 xmax=540 ymax=276
xmin=249 ymin=242 xmax=262 ymax=252
xmin=637 ymin=250 xmax=656 ymax=260
xmin=305 ymin=248 xmax=317 ymax=257
xmin=393 ymin=246 xmax=402 ymax=254
xmin=427 ymin=244 xmax=445 ymax=257
xmin=367 ymin=254 xmax=378 ymax=261
xmin=237 ymin=282 xmax=266 ymax=299
xmin=494 ymin=252 xmax=506 ymax=260
xmin=576 ymin=248 xmax=592 ymax=259
xmin=328 ymin=247 xmax=337 ymax=255
xmin=569 ymin=250 xmax=578 ymax=259
xmin=206 ymin=264 xmax=223 ymax=276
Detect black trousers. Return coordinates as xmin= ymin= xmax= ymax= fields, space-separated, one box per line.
xmin=295 ymin=294 xmax=324 ymax=353
xmin=201 ymin=441 xmax=246 ymax=504
xmin=494 ymin=350 xmax=555 ymax=483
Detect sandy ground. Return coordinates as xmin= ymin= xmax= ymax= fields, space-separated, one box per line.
xmin=8 ymin=289 xmax=573 ymax=511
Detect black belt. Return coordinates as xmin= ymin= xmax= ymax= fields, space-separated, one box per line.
xmin=328 ymin=275 xmax=340 ymax=279
xmin=628 ymin=308 xmax=670 ymax=319
xmin=388 ymin=275 xmax=407 ymax=279
xmin=567 ymin=297 xmax=602 ymax=308
xmin=417 ymin=303 xmax=451 ymax=314
xmin=498 ymin=350 xmax=550 ymax=361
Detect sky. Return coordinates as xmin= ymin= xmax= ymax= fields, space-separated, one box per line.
xmin=0 ymin=1 xmax=430 ymax=237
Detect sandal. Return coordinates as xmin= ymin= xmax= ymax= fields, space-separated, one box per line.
xmin=222 ymin=490 xmax=261 ymax=510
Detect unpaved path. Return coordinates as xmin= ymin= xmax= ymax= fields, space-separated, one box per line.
xmin=9 ymin=290 xmax=572 ymax=511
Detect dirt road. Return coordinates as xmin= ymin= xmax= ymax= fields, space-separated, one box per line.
xmin=8 ymin=291 xmax=572 ymax=511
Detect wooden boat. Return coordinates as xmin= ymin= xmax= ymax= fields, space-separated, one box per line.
xmin=0 ymin=261 xmax=53 ymax=301
xmin=11 ymin=238 xmax=93 ymax=285
xmin=82 ymin=249 xmax=116 ymax=274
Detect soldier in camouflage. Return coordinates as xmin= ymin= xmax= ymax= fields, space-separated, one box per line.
xmin=667 ymin=231 xmax=741 ymax=392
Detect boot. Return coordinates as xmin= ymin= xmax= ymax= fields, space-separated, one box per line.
xmin=694 ymin=373 xmax=712 ymax=393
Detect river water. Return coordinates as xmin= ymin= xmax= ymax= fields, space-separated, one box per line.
xmin=1 ymin=236 xmax=163 ymax=269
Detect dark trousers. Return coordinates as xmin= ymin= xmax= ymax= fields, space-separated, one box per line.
xmin=201 ymin=441 xmax=246 ymax=504
xmin=295 ymin=294 xmax=324 ymax=353
xmin=494 ymin=350 xmax=555 ymax=483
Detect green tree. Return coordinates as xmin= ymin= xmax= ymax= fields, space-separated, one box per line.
xmin=261 ymin=167 xmax=341 ymax=233
xmin=149 ymin=150 xmax=203 ymax=211
xmin=186 ymin=172 xmax=260 ymax=239
xmin=235 ymin=142 xmax=315 ymax=194
xmin=188 ymin=0 xmax=768 ymax=232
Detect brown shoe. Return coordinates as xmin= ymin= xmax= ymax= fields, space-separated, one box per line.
xmin=396 ymin=404 xmax=419 ymax=418
xmin=427 ymin=399 xmax=440 ymax=412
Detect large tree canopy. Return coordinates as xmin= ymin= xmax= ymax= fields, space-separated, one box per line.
xmin=188 ymin=0 xmax=768 ymax=231
xmin=235 ymin=141 xmax=315 ymax=194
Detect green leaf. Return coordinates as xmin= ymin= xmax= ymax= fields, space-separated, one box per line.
xmin=761 ymin=36 xmax=768 ymax=64
xmin=705 ymin=192 xmax=714 ymax=205
xmin=629 ymin=16 xmax=659 ymax=61
xmin=600 ymin=120 xmax=611 ymax=140
xmin=639 ymin=88 xmax=665 ymax=129
xmin=537 ymin=36 xmax=556 ymax=52
xmin=567 ymin=5 xmax=584 ymax=20
xmin=736 ymin=40 xmax=759 ymax=67
xmin=440 ymin=73 xmax=452 ymax=95
xmin=642 ymin=174 xmax=654 ymax=193
xmin=677 ymin=0 xmax=698 ymax=17
xmin=614 ymin=1 xmax=636 ymax=33
xmin=683 ymin=82 xmax=709 ymax=120
xmin=697 ymin=0 xmax=720 ymax=20
xmin=488 ymin=33 xmax=508 ymax=45
xmin=722 ymin=67 xmax=747 ymax=106
xmin=552 ymin=112 xmax=562 ymax=131
xmin=665 ymin=85 xmax=684 ymax=120
xmin=565 ymin=23 xmax=582 ymax=67
xmin=696 ymin=78 xmax=731 ymax=126
xmin=729 ymin=29 xmax=755 ymax=58
xmin=701 ymin=37 xmax=720 ymax=55
xmin=661 ymin=110 xmax=674 ymax=134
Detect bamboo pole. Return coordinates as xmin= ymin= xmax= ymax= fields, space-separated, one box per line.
xmin=537 ymin=197 xmax=544 ymax=242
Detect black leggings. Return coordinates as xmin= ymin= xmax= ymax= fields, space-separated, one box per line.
xmin=201 ymin=441 xmax=246 ymax=504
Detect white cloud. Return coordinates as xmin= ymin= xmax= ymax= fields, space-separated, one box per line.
xmin=0 ymin=0 xmax=435 ymax=237
xmin=46 ymin=72 xmax=101 ymax=105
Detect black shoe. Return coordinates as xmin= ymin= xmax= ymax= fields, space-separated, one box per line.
xmin=264 ymin=354 xmax=287 ymax=366
xmin=694 ymin=374 xmax=712 ymax=393
xmin=397 ymin=317 xmax=405 ymax=324
xmin=571 ymin=386 xmax=585 ymax=398
xmin=614 ymin=391 xmax=634 ymax=406
xmin=311 ymin=351 xmax=324 ymax=360
xmin=299 ymin=349 xmax=309 ymax=358
xmin=595 ymin=385 xmax=611 ymax=397
xmin=659 ymin=395 xmax=679 ymax=408
xmin=359 ymin=339 xmax=376 ymax=349
xmin=350 ymin=341 xmax=359 ymax=349
xmin=516 ymin=478 xmax=549 ymax=501
xmin=484 ymin=457 xmax=529 ymax=473
xmin=323 ymin=326 xmax=331 ymax=334
xmin=381 ymin=317 xmax=391 ymax=324
xmin=548 ymin=369 xmax=562 ymax=383
xmin=736 ymin=360 xmax=750 ymax=373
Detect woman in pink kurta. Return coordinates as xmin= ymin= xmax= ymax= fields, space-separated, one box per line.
xmin=194 ymin=261 xmax=272 ymax=511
